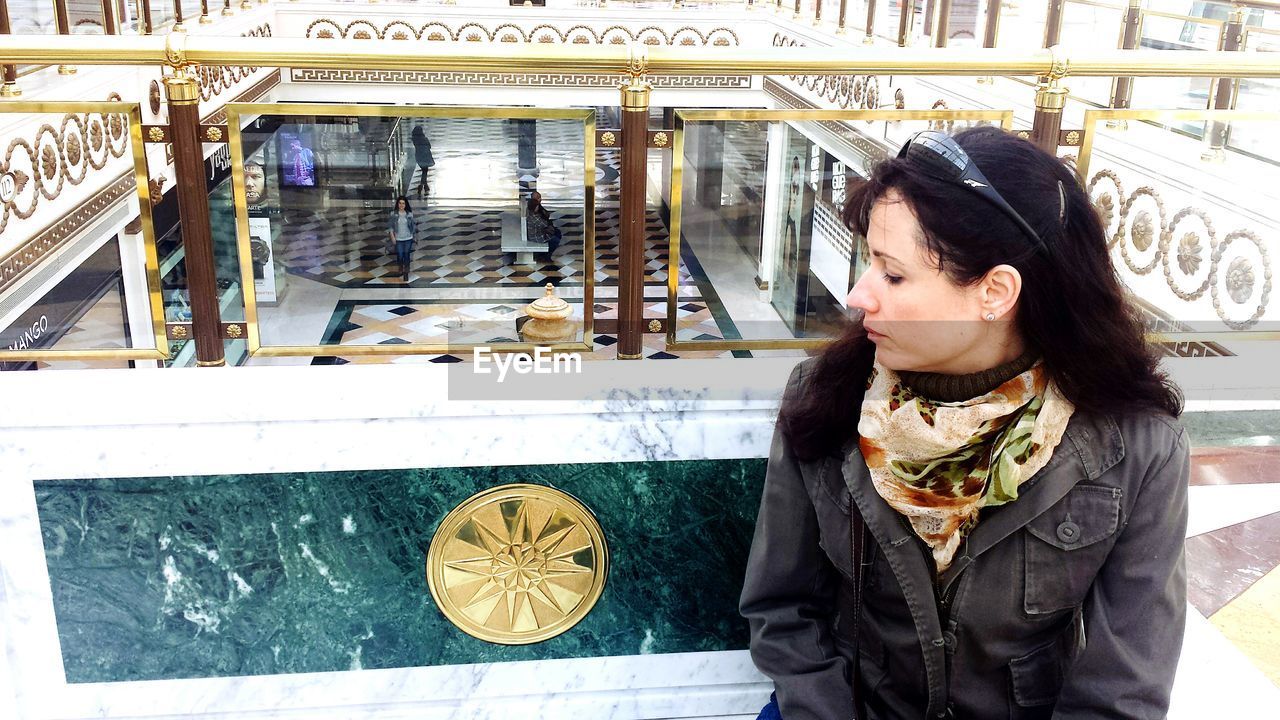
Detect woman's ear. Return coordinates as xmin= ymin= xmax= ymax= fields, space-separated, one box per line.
xmin=980 ymin=264 xmax=1022 ymax=320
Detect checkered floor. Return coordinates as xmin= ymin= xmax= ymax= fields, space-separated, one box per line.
xmin=311 ymin=297 xmax=744 ymax=364
xmin=278 ymin=206 xmax=684 ymax=289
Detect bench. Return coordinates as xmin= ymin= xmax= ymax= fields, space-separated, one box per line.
xmin=500 ymin=205 xmax=548 ymax=265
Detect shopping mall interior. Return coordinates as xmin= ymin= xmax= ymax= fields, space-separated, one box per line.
xmin=1 ymin=0 xmax=1278 ymax=717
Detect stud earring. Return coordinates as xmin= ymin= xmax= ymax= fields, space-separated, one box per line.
xmin=985 ymin=313 xmax=996 ymax=321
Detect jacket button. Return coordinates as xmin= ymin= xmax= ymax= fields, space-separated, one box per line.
xmin=942 ymin=631 xmax=957 ymax=650
xmin=1056 ymin=520 xmax=1081 ymax=544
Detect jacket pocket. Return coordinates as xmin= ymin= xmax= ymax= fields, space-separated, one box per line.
xmin=1009 ymin=638 xmax=1066 ymax=707
xmin=1023 ymin=484 xmax=1123 ymax=615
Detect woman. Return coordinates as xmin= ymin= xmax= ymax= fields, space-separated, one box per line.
xmin=387 ymin=195 xmax=417 ymax=281
xmin=526 ymin=191 xmax=562 ymax=254
xmin=411 ymin=125 xmax=435 ymax=200
xmin=741 ymin=127 xmax=1187 ymax=720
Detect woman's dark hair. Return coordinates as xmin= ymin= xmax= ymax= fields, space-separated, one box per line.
xmin=781 ymin=126 xmax=1182 ymax=460
xmin=394 ymin=195 xmax=412 ymax=212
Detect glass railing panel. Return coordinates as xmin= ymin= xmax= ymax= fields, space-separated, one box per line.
xmin=225 ymin=105 xmax=595 ymax=361
xmin=1078 ymin=110 xmax=1280 ymax=353
xmin=0 ymin=103 xmax=167 ymax=369
xmin=994 ymin=0 xmax=1051 ymax=49
xmin=1234 ymin=26 xmax=1280 ymax=159
xmin=1060 ymin=0 xmax=1127 ymax=106
xmin=667 ymin=109 xmax=1012 ymax=352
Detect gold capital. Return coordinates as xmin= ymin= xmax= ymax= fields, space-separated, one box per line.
xmin=164 ymin=73 xmax=201 ymax=104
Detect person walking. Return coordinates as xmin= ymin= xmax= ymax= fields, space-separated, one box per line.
xmin=387 ymin=195 xmax=417 ymax=281
xmin=411 ymin=125 xmax=435 ymax=201
xmin=742 ymin=127 xmax=1188 ymax=720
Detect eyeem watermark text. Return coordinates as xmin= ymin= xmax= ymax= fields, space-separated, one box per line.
xmin=472 ymin=346 xmax=582 ymax=383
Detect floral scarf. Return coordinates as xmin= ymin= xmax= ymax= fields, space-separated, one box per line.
xmin=857 ymin=361 xmax=1075 ymax=571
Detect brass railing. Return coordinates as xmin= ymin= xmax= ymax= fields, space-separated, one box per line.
xmin=1 ymin=34 xmax=1279 ymax=365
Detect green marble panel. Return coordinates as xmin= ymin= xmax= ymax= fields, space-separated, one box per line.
xmin=34 ymin=459 xmax=767 ymax=683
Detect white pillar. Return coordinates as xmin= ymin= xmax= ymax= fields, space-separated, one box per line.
xmin=758 ymin=121 xmax=788 ymax=302
xmin=118 ymin=203 xmax=163 ymax=367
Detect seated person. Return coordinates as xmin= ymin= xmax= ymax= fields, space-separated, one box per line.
xmin=525 ymin=191 xmax=562 ymax=253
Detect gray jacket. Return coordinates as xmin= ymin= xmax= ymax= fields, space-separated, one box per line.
xmin=741 ymin=362 xmax=1189 ymax=720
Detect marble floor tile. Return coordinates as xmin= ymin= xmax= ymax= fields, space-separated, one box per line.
xmin=1190 ymin=447 xmax=1280 ymax=486
xmin=1210 ymin=563 xmax=1280 ymax=687
xmin=1185 ymin=510 xmax=1280 ymax=616
xmin=1186 ymin=483 xmax=1280 ymax=538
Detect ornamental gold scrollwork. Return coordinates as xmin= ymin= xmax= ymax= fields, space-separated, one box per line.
xmin=426 ymin=484 xmax=608 ymax=645
xmin=1091 ymin=168 xmax=1273 ymax=330
xmin=1086 ymin=169 xmax=1125 ymax=247
xmin=303 ymin=18 xmax=740 ymax=46
xmin=1116 ymin=186 xmax=1165 ymax=275
xmin=1209 ymin=230 xmax=1272 ymax=329
xmin=0 ymin=96 xmax=130 ymax=237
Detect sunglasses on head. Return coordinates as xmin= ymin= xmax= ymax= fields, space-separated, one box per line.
xmin=897 ymin=130 xmax=1050 ymax=255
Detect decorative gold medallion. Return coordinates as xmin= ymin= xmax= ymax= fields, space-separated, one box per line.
xmin=652 ymin=131 xmax=669 ymax=147
xmin=427 ymin=484 xmax=608 ymax=645
xmin=205 ymin=126 xmax=223 ymax=142
xmin=647 ymin=319 xmax=661 ymax=333
xmin=599 ymin=131 xmax=616 ymax=147
xmin=224 ymin=323 xmax=243 ymax=338
xmin=147 ymin=126 xmax=165 ymax=142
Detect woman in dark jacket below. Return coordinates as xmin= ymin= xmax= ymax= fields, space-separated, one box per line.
xmin=410 ymin=125 xmax=434 ymax=200
xmin=741 ymin=127 xmax=1187 ymax=720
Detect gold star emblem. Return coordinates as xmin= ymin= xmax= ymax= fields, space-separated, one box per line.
xmin=427 ymin=484 xmax=607 ymax=644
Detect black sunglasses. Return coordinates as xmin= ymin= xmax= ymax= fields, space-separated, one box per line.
xmin=898 ymin=130 xmax=1049 ymax=255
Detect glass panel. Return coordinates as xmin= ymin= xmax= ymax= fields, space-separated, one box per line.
xmin=1081 ymin=112 xmax=1280 ymax=347
xmin=0 ymin=236 xmax=133 ymax=370
xmin=229 ymin=108 xmax=594 ymax=359
xmin=1060 ymin=1 xmax=1127 ymax=106
xmin=68 ymin=0 xmax=105 ymax=34
xmin=671 ymin=111 xmax=1010 ymax=350
xmin=995 ymin=0 xmax=1051 ymax=49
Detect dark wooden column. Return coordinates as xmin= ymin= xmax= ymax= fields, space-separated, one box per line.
xmin=0 ymin=0 xmax=20 ymax=97
xmin=934 ymin=0 xmax=953 ymax=47
xmin=1030 ymin=80 xmax=1067 ymax=154
xmin=1203 ymin=7 xmax=1245 ymax=161
xmin=1043 ymin=0 xmax=1066 ymax=48
xmin=837 ymin=0 xmax=848 ymax=34
xmin=140 ymin=0 xmax=153 ymax=34
xmin=172 ymin=0 xmax=186 ymax=31
xmin=54 ymin=0 xmax=77 ymax=75
xmin=982 ymin=0 xmax=1000 ymax=47
xmin=865 ymin=0 xmax=878 ymax=44
xmin=814 ymin=0 xmax=823 ymax=25
xmin=102 ymin=0 xmax=118 ymax=34
xmin=1109 ymin=0 xmax=1142 ymax=111
xmin=200 ymin=0 xmax=212 ymax=24
xmin=165 ymin=72 xmax=226 ymax=366
xmin=898 ymin=0 xmax=914 ymax=47
xmin=617 ymin=77 xmax=651 ymax=360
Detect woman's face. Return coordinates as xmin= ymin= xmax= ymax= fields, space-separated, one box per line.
xmin=397 ymin=199 xmax=406 ymax=211
xmin=846 ymin=190 xmax=1017 ymax=374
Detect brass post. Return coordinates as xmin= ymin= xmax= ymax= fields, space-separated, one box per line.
xmin=200 ymin=0 xmax=212 ymax=23
xmin=1203 ymin=6 xmax=1245 ymax=162
xmin=837 ymin=0 xmax=848 ymax=34
xmin=617 ymin=58 xmax=651 ymax=360
xmin=0 ymin=0 xmax=19 ymax=97
xmin=935 ymin=0 xmax=952 ymax=47
xmin=172 ymin=0 xmax=186 ymax=31
xmin=866 ymin=0 xmax=878 ymax=44
xmin=1030 ymin=49 xmax=1068 ymax=154
xmin=1108 ymin=0 xmax=1142 ymax=127
xmin=898 ymin=0 xmax=914 ymax=47
xmin=54 ymin=0 xmax=77 ymax=74
xmin=164 ymin=68 xmax=226 ymax=366
xmin=102 ymin=0 xmax=119 ymax=34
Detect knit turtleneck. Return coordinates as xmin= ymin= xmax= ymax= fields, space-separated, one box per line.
xmin=897 ymin=348 xmax=1039 ymax=403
